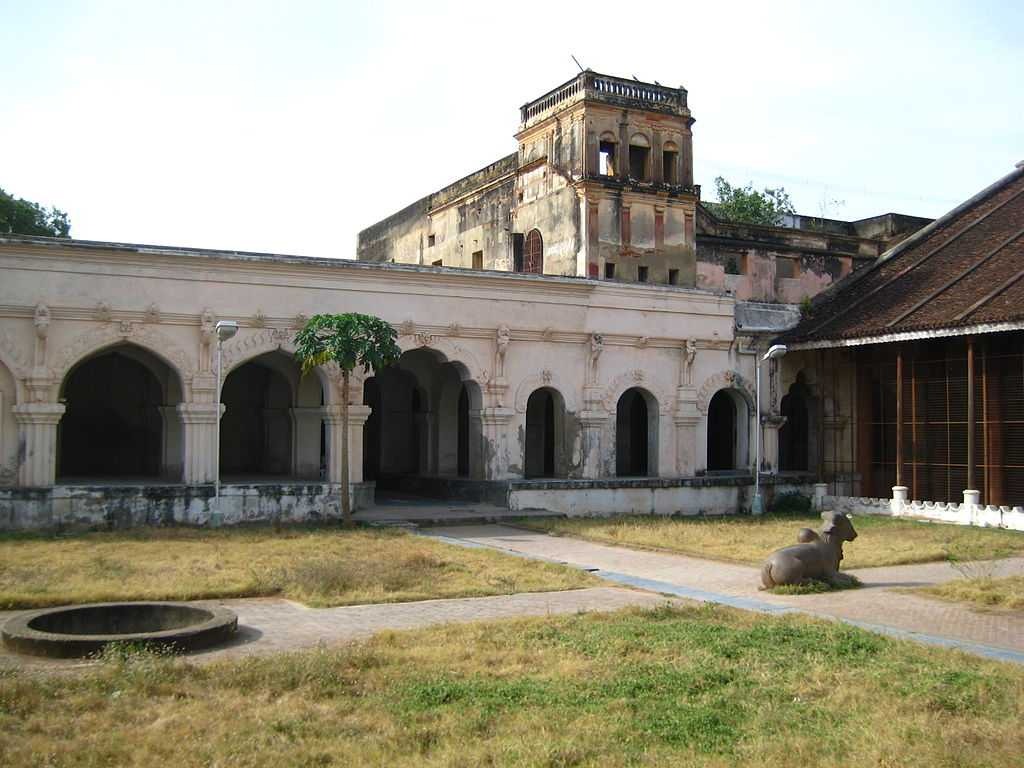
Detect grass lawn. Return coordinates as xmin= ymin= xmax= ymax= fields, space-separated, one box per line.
xmin=2 ymin=605 xmax=1022 ymax=767
xmin=0 ymin=526 xmax=596 ymax=609
xmin=516 ymin=513 xmax=1024 ymax=569
xmin=917 ymin=575 xmax=1024 ymax=612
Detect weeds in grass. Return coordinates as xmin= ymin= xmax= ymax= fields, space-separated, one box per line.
xmin=916 ymin=575 xmax=1024 ymax=612
xmin=0 ymin=526 xmax=596 ymax=609
xmin=518 ymin=513 xmax=1024 ymax=569
xmin=768 ymin=575 xmax=863 ymax=595
xmin=4 ymin=605 xmax=1021 ymax=766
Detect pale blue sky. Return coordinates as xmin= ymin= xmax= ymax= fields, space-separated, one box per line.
xmin=1 ymin=0 xmax=1020 ymax=258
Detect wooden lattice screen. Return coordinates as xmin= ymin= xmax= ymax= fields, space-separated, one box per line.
xmin=857 ymin=332 xmax=1024 ymax=506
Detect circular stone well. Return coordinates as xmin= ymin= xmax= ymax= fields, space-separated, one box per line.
xmin=2 ymin=602 xmax=238 ymax=658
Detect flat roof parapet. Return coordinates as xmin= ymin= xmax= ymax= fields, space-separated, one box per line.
xmin=519 ymin=71 xmax=689 ymax=129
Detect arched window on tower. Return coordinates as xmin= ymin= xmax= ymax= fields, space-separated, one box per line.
xmin=524 ymin=229 xmax=543 ymax=274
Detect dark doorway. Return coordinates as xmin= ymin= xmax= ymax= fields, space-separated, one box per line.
xmin=708 ymin=390 xmax=737 ymax=471
xmin=525 ymin=388 xmax=558 ymax=478
xmin=457 ymin=385 xmax=470 ymax=477
xmin=363 ymin=377 xmax=381 ymax=481
xmin=59 ymin=347 xmax=169 ymax=479
xmin=221 ymin=357 xmax=293 ymax=478
xmin=779 ymin=378 xmax=811 ymax=471
xmin=616 ymin=388 xmax=653 ymax=476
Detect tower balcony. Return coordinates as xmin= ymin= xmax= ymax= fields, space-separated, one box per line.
xmin=519 ymin=71 xmax=690 ymax=129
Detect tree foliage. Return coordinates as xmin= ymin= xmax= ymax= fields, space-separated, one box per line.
xmin=705 ymin=176 xmax=795 ymax=227
xmin=0 ymin=187 xmax=71 ymax=237
xmin=293 ymin=313 xmax=401 ymax=377
xmin=293 ymin=313 xmax=400 ymax=525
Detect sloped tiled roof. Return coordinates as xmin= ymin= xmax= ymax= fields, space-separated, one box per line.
xmin=780 ymin=165 xmax=1024 ymax=347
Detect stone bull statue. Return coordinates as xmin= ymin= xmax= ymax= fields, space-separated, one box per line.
xmin=760 ymin=511 xmax=858 ymax=589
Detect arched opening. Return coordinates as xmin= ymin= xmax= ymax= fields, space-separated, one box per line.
xmin=707 ymin=390 xmax=736 ymax=471
xmin=598 ymin=132 xmax=617 ymax=176
xmin=58 ymin=344 xmax=184 ymax=481
xmin=616 ymin=387 xmax=658 ymax=477
xmin=524 ymin=229 xmax=543 ymax=274
xmin=780 ymin=374 xmax=813 ymax=472
xmin=220 ymin=351 xmax=325 ymax=481
xmin=363 ymin=348 xmax=484 ymax=499
xmin=707 ymin=389 xmax=750 ymax=473
xmin=628 ymin=133 xmax=651 ymax=181
xmin=662 ymin=140 xmax=679 ymax=184
xmin=525 ymin=387 xmax=566 ymax=478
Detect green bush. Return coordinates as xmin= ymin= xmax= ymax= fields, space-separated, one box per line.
xmin=770 ymin=491 xmax=812 ymax=515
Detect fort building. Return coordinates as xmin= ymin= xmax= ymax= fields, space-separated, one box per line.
xmin=7 ymin=71 xmax=1018 ymax=532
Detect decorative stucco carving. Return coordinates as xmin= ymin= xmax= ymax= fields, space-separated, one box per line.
xmin=446 ymin=322 xmax=461 ymax=337
xmin=293 ymin=313 xmax=308 ymax=330
xmin=683 ymin=338 xmax=697 ymax=386
xmin=398 ymin=334 xmax=488 ymax=386
xmin=144 ymin=304 xmax=161 ymax=324
xmin=251 ymin=310 xmax=267 ymax=328
xmin=695 ymin=370 xmax=756 ymax=413
xmin=219 ymin=327 xmax=298 ymax=376
xmin=94 ymin=302 xmax=112 ymax=322
xmin=199 ymin=308 xmax=216 ymax=374
xmin=513 ymin=371 xmax=578 ymax=414
xmin=398 ymin=320 xmax=415 ymax=337
xmin=601 ymin=371 xmax=673 ymax=415
xmin=53 ymin=322 xmax=194 ymax=383
xmin=495 ymin=325 xmax=511 ymax=378
xmin=587 ymin=332 xmax=603 ymax=385
xmin=33 ymin=304 xmax=50 ymax=340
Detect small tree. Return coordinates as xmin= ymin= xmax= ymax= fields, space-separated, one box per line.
xmin=294 ymin=313 xmax=400 ymax=525
xmin=0 ymin=187 xmax=71 ymax=237
xmin=705 ymin=176 xmax=795 ymax=227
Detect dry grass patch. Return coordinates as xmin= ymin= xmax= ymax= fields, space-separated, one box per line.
xmin=0 ymin=526 xmax=596 ymax=609
xmin=2 ymin=604 xmax=1022 ymax=767
xmin=917 ymin=575 xmax=1024 ymax=612
xmin=517 ymin=513 xmax=1024 ymax=569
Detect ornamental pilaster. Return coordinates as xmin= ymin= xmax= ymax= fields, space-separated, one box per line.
xmin=13 ymin=403 xmax=65 ymax=487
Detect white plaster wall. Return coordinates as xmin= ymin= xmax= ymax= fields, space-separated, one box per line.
xmin=0 ymin=239 xmax=758 ymax=501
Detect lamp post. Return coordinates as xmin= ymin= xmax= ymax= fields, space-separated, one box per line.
xmin=212 ymin=320 xmax=239 ymax=527
xmin=753 ymin=343 xmax=787 ymax=516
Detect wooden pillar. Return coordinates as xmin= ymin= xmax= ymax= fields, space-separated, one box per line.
xmin=896 ymin=349 xmax=904 ymax=488
xmin=967 ymin=336 xmax=976 ymax=492
xmin=911 ymin=351 xmax=918 ymax=500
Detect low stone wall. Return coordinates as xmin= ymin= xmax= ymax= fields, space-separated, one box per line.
xmin=0 ymin=482 xmax=375 ymax=531
xmin=508 ymin=476 xmax=812 ymax=517
xmin=820 ymin=492 xmax=1024 ymax=532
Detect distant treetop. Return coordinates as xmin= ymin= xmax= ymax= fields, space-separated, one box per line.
xmin=705 ymin=176 xmax=794 ymax=227
xmin=0 ymin=187 xmax=71 ymax=238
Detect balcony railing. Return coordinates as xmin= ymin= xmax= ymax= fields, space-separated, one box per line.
xmin=520 ymin=72 xmax=687 ymax=125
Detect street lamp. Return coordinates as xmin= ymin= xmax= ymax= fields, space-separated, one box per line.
xmin=212 ymin=320 xmax=239 ymax=527
xmin=753 ymin=343 xmax=787 ymax=516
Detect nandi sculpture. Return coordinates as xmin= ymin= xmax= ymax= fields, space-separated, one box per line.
xmin=760 ymin=511 xmax=858 ymax=589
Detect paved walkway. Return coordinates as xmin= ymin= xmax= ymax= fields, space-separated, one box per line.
xmin=425 ymin=525 xmax=1024 ymax=664
xmin=0 ymin=587 xmax=673 ymax=671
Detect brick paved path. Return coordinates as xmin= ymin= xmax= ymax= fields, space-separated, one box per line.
xmin=0 ymin=587 xmax=673 ymax=670
xmin=426 ymin=524 xmax=1024 ymax=661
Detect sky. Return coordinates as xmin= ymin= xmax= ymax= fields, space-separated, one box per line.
xmin=0 ymin=0 xmax=1021 ymax=258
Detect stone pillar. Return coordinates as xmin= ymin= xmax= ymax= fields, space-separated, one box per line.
xmin=891 ymin=485 xmax=908 ymax=516
xmin=324 ymin=404 xmax=371 ymax=485
xmin=579 ymin=385 xmax=609 ymax=479
xmin=762 ymin=414 xmax=785 ymax=473
xmin=962 ymin=488 xmax=980 ymax=511
xmin=478 ymin=407 xmax=515 ymax=480
xmin=814 ymin=482 xmax=828 ymax=511
xmin=13 ymin=403 xmax=65 ymax=487
xmin=291 ymin=407 xmax=325 ymax=480
xmin=673 ymin=407 xmax=700 ymax=476
xmin=177 ymin=403 xmax=219 ymax=485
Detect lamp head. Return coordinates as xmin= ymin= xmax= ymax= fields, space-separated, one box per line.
xmin=215 ymin=320 xmax=239 ymax=342
xmin=762 ymin=344 xmax=787 ymax=361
